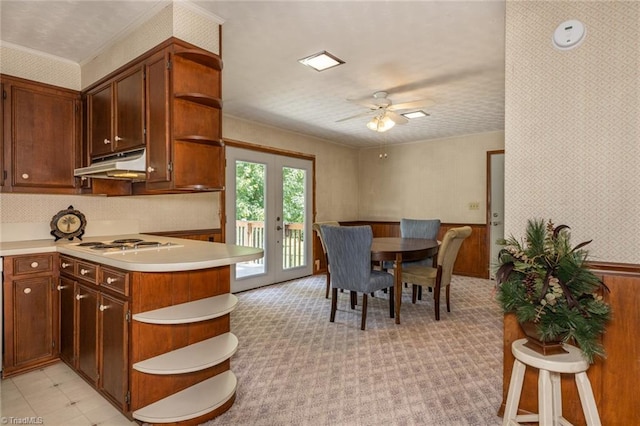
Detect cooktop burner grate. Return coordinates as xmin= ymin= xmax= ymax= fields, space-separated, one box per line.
xmin=112 ymin=238 xmax=144 ymax=244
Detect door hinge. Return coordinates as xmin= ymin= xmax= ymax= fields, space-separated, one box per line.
xmin=126 ymin=310 xmax=131 ymax=322
xmin=52 ymin=340 xmax=56 ymax=348
xmin=166 ymin=59 xmax=172 ymax=70
xmin=168 ymin=162 xmax=173 ymax=172
xmin=2 ymin=90 xmax=6 ymax=99
xmin=125 ymin=391 xmax=131 ymax=405
xmin=143 ymin=127 xmax=146 ymax=136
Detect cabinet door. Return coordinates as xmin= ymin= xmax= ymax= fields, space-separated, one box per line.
xmin=77 ymin=284 xmax=99 ymax=384
xmin=99 ymin=293 xmax=129 ymax=410
xmin=5 ymin=78 xmax=81 ymax=191
xmin=58 ymin=276 xmax=76 ymax=366
xmin=11 ymin=276 xmax=56 ymax=366
xmin=114 ymin=67 xmax=145 ymax=153
xmin=145 ymin=50 xmax=171 ymax=184
xmin=88 ymin=84 xmax=113 ymax=157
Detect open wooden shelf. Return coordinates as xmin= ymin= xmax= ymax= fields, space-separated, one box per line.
xmin=132 ymin=294 xmax=238 ymax=324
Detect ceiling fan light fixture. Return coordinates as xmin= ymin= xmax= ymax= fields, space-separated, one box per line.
xmin=298 ymin=50 xmax=345 ymax=71
xmin=402 ymin=110 xmax=429 ymax=119
xmin=367 ymin=114 xmax=396 ymax=132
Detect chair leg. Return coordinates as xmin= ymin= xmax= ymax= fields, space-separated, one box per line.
xmin=330 ymin=287 xmax=338 ymax=322
xmin=434 ymin=283 xmax=441 ymax=321
xmin=361 ymin=293 xmax=368 ymax=330
xmin=325 ymin=271 xmax=330 ymax=299
xmin=412 ymin=284 xmax=418 ymax=304
xmin=389 ymin=286 xmax=395 ymax=318
xmin=418 ymin=285 xmax=423 ymax=300
xmin=446 ymin=285 xmax=451 ymax=312
xmin=350 ymin=291 xmax=357 ymax=309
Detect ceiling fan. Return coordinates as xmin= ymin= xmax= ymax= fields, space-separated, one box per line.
xmin=336 ymin=91 xmax=433 ymax=132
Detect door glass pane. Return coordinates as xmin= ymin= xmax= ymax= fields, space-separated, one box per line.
xmin=282 ymin=166 xmax=306 ymax=270
xmin=235 ymin=160 xmax=266 ymax=278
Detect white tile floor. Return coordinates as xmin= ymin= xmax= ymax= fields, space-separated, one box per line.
xmin=0 ymin=362 xmax=137 ymax=425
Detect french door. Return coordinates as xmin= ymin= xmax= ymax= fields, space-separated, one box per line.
xmin=225 ymin=147 xmax=313 ymax=292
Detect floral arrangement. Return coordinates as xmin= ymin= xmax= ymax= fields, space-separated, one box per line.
xmin=495 ymin=218 xmax=611 ymax=363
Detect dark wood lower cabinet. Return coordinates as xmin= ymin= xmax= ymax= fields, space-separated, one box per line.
xmin=99 ymin=292 xmax=129 ymax=410
xmin=76 ymin=284 xmax=99 ymax=385
xmin=58 ymin=255 xmax=130 ymax=413
xmin=58 ymin=276 xmax=75 ymax=365
xmin=2 ymin=255 xmax=59 ymax=378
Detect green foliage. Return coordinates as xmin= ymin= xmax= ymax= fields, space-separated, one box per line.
xmin=282 ymin=167 xmax=305 ymax=223
xmin=235 ymin=162 xmax=306 ymax=224
xmin=235 ymin=161 xmax=265 ymax=221
xmin=495 ymin=219 xmax=611 ymax=363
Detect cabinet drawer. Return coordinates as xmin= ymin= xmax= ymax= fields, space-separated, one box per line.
xmin=99 ymin=267 xmax=129 ymax=296
xmin=59 ymin=256 xmax=76 ymax=276
xmin=76 ymin=261 xmax=98 ymax=284
xmin=12 ymin=255 xmax=54 ymax=275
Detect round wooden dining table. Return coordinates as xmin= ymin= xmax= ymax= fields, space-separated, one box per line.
xmin=371 ymin=237 xmax=439 ymax=324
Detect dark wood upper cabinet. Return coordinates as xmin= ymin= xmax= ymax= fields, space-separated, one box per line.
xmin=0 ymin=75 xmax=82 ymax=194
xmin=87 ymin=66 xmax=144 ymax=158
xmin=142 ymin=42 xmax=224 ymax=193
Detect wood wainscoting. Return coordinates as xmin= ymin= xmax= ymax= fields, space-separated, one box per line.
xmin=314 ymin=221 xmax=489 ymax=279
xmin=499 ymin=263 xmax=640 ymax=424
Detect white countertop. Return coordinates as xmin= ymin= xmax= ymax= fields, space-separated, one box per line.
xmin=0 ymin=234 xmax=263 ymax=272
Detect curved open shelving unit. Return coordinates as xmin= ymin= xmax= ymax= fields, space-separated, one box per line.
xmin=133 ymin=333 xmax=238 ymax=375
xmin=132 ymin=370 xmax=237 ymax=424
xmin=174 ymin=49 xmax=222 ymax=70
xmin=174 ymin=93 xmax=222 ymax=109
xmin=132 ymin=293 xmax=238 ymax=324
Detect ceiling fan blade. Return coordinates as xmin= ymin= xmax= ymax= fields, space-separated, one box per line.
xmin=386 ymin=110 xmax=409 ymax=125
xmin=335 ymin=110 xmax=377 ymax=123
xmin=346 ymin=98 xmax=381 ymax=110
xmin=390 ymin=98 xmax=435 ymax=111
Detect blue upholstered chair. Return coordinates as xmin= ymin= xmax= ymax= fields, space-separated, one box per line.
xmin=400 ymin=218 xmax=441 ymax=265
xmin=383 ymin=218 xmax=441 ymax=271
xmin=320 ymin=225 xmax=394 ymax=330
xmin=312 ymin=221 xmax=340 ymax=299
xmin=401 ymin=226 xmax=472 ymax=320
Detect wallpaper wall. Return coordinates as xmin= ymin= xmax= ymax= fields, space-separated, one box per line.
xmin=358 ymin=131 xmax=504 ymax=223
xmin=0 ymin=44 xmax=81 ymax=90
xmin=505 ymin=1 xmax=639 ymax=264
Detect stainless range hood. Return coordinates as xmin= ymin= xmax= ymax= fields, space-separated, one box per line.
xmin=74 ymin=149 xmax=147 ymax=180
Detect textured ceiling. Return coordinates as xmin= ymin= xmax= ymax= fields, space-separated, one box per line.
xmin=0 ymin=0 xmax=506 ymax=148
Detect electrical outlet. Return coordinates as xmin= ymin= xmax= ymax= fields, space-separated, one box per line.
xmin=469 ymin=202 xmax=480 ymax=210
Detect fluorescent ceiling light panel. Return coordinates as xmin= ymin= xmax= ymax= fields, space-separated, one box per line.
xmin=298 ymin=51 xmax=344 ymax=71
xmin=402 ymin=111 xmax=429 ymax=119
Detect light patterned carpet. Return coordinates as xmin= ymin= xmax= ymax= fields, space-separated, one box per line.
xmin=208 ymin=274 xmax=504 ymax=426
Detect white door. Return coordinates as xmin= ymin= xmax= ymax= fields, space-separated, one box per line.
xmin=488 ymin=151 xmax=505 ymax=277
xmin=226 ymin=147 xmax=313 ymax=292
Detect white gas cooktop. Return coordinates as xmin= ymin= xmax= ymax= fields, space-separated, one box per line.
xmin=69 ymin=238 xmax=183 ymax=255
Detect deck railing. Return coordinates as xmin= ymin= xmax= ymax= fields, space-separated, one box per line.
xmin=235 ymin=220 xmax=305 ymax=268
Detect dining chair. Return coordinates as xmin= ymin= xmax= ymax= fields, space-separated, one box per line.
xmin=320 ymin=225 xmax=394 ymax=330
xmin=401 ymin=226 xmax=472 ymax=320
xmin=312 ymin=221 xmax=340 ymax=298
xmin=382 ymin=218 xmax=441 ymax=291
xmin=399 ymin=218 xmax=441 ymax=266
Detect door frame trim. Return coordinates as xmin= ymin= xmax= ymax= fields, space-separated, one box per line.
xmin=486 ymin=149 xmax=505 ymax=275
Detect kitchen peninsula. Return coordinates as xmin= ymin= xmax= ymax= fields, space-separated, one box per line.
xmin=1 ymin=235 xmax=263 ymax=425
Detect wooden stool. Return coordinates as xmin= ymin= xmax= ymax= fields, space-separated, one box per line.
xmin=503 ymin=338 xmax=601 ymax=426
